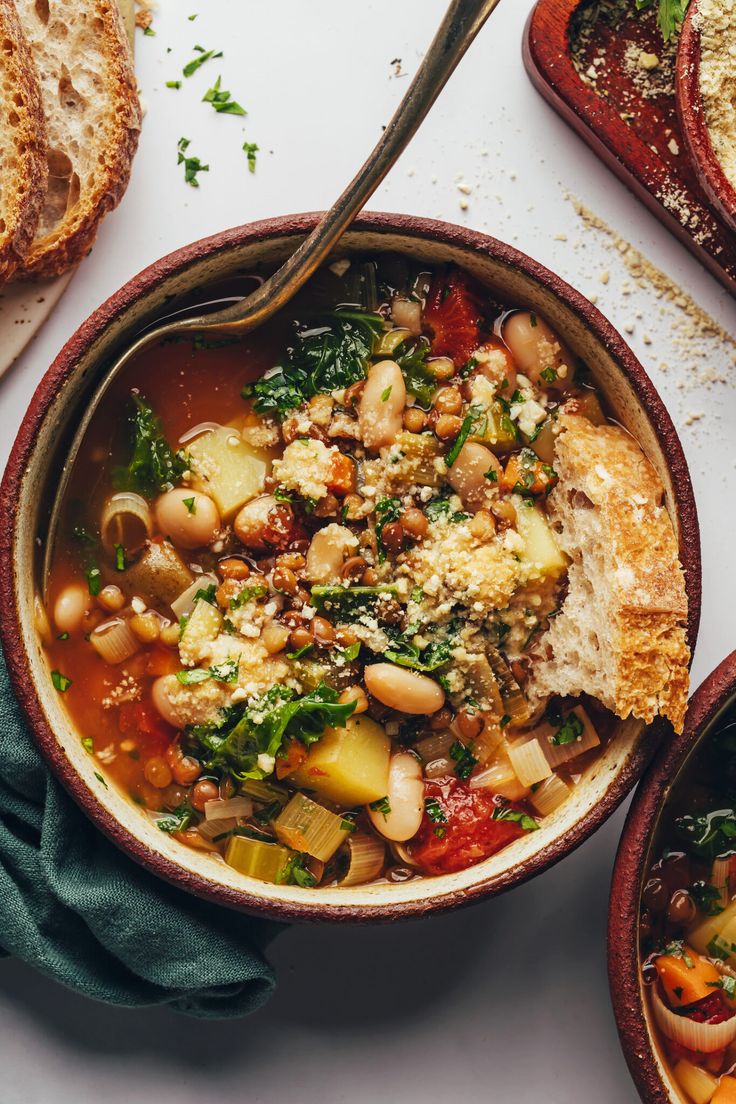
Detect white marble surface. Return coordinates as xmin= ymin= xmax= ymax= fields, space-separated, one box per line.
xmin=1 ymin=2 xmax=734 ymax=1101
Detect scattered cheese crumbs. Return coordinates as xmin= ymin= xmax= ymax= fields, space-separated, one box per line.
xmin=684 ymin=411 xmax=705 ymax=426
xmin=457 ymin=182 xmax=472 ymax=195
xmin=272 ymin=438 xmax=339 ymax=501
xmin=695 ymin=0 xmax=736 ymax=192
xmin=668 ymin=138 xmax=680 ymax=156
xmin=638 ymin=51 xmax=660 ymax=71
xmin=131 ymin=596 xmax=146 ymax=614
xmin=599 ymin=270 xmax=610 ymax=285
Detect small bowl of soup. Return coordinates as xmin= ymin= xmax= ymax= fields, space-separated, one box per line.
xmin=0 ymin=213 xmax=700 ymax=921
xmin=610 ymin=651 xmax=736 ymax=1104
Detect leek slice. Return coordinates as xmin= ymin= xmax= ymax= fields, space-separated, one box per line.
xmin=486 ymin=647 xmax=530 ymax=726
xmin=225 ymin=834 xmax=293 ymax=883
xmin=241 ymin=779 xmax=289 ymax=805
xmin=273 ymin=793 xmax=351 ymax=862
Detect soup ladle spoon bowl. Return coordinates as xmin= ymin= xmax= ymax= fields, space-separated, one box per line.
xmin=43 ymin=0 xmax=504 ymax=589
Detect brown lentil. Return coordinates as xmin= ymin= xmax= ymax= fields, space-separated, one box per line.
xmin=311 ymin=616 xmax=336 ymax=647
xmin=457 ymin=709 xmax=484 ymax=742
xmin=402 ymin=408 xmax=427 ymax=433
xmin=191 ymin=779 xmax=220 ymax=812
xmin=400 ymin=508 xmax=429 ymax=540
xmin=144 ymin=756 xmax=173 ymax=789
xmin=338 ymin=685 xmax=369 ymax=714
xmin=289 ymin=627 xmax=313 ymax=652
xmin=434 ymin=414 xmax=463 ymax=441
xmin=219 ymin=558 xmax=251 ymax=581
xmin=272 ymin=565 xmax=298 ymax=595
xmin=380 ymin=521 xmax=405 ymax=555
xmin=433 ymin=386 xmax=463 ymax=415
xmin=341 ymin=555 xmax=368 ymax=581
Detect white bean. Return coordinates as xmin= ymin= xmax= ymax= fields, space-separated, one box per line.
xmin=447 ymin=441 xmax=501 ymax=512
xmin=503 ymin=311 xmax=575 ymax=390
xmin=503 ymin=311 xmax=578 ymax=393
xmin=233 ymin=494 xmax=277 ymax=551
xmin=53 ymin=583 xmax=91 ymax=635
xmin=151 ymin=676 xmax=181 ymax=728
xmin=359 ymin=361 xmax=406 ymax=451
xmin=155 ymin=488 xmax=220 ymax=549
xmin=367 ymin=752 xmax=425 ymax=842
xmin=390 ymin=297 xmax=422 ymax=336
xmin=305 ymin=524 xmax=358 ymax=585
xmin=364 ymin=663 xmax=445 ymax=715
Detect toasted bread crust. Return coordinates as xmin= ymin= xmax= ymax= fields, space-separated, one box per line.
xmin=528 ymin=413 xmax=690 ymax=733
xmin=17 ymin=0 xmax=141 ymax=279
xmin=0 ymin=0 xmax=47 ymax=280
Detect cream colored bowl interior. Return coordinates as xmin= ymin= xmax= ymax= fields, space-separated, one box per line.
xmin=13 ymin=225 xmax=674 ymax=915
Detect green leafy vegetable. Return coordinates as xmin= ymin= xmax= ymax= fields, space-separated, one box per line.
xmin=113 ymin=393 xmax=188 ymax=495
xmin=278 ymin=853 xmax=317 ymax=888
xmin=182 ymin=496 xmax=196 ymax=515
xmin=176 ymin=658 xmax=240 ymax=686
xmin=634 ymin=0 xmax=690 ymax=40
xmin=424 ymin=491 xmax=470 ymax=524
xmin=396 ymin=338 xmax=438 ymax=409
xmin=310 ymin=585 xmax=398 ymax=620
xmin=114 ymin=543 xmax=126 ymax=571
xmin=690 ymin=881 xmax=726 ymax=917
xmin=492 ymin=807 xmax=539 ymax=832
xmin=81 ymin=737 xmax=94 ymax=753
xmin=202 ymin=75 xmax=246 ymax=115
xmin=86 ymin=565 xmax=102 ymax=596
xmin=242 ymin=310 xmax=383 ymax=418
xmin=425 ymin=797 xmax=447 ymax=824
xmin=166 ymin=80 xmax=182 ymax=89
xmin=676 ymin=808 xmax=736 ymax=860
xmin=229 ymin=584 xmax=268 ymax=610
xmin=385 ymin=629 xmax=453 ymax=673
xmin=190 ymin=682 xmax=356 ymax=779
xmin=157 ymin=802 xmax=193 ymax=833
xmin=450 ymin=740 xmax=478 ymax=781
xmin=51 ymin=670 xmax=72 ymax=693
xmin=708 ymin=975 xmax=736 ymax=999
xmin=369 ymin=796 xmax=391 ymax=819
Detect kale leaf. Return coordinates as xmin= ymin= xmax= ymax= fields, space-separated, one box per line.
xmin=675 ymin=808 xmax=736 ymax=860
xmin=243 ymin=310 xmax=383 ymax=418
xmin=190 ymin=682 xmax=356 ymax=779
xmin=396 ymin=338 xmax=438 ymax=409
xmin=113 ymin=393 xmax=188 ymax=496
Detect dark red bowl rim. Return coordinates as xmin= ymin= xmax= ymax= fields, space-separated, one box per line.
xmin=676 ymin=2 xmax=736 ymax=234
xmin=608 ymin=651 xmax=736 ymax=1102
xmin=0 ymin=211 xmax=702 ymax=923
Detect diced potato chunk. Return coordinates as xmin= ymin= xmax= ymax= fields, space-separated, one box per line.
xmin=188 ymin=426 xmax=267 ymax=520
xmin=673 ymin=1060 xmax=718 ymax=1104
xmin=179 ymin=598 xmax=223 ymax=666
xmin=514 ymin=500 xmax=568 ymax=579
xmin=291 ymin=715 xmax=390 ymax=807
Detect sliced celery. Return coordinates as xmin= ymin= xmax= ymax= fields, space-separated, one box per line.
xmin=336 ymin=832 xmax=386 ymax=886
xmin=241 ymin=779 xmax=289 ymax=805
xmin=225 ymin=834 xmax=293 ymax=883
xmin=273 ymin=793 xmax=351 ymax=861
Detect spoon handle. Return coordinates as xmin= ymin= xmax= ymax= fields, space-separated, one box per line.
xmin=181 ymin=0 xmax=504 ymax=336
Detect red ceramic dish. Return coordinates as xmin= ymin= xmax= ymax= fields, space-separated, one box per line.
xmin=0 ymin=213 xmax=701 ymax=923
xmin=676 ymin=1 xmax=736 ymax=235
xmin=609 ymin=651 xmax=736 ymax=1103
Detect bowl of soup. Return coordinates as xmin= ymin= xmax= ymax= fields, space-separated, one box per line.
xmin=0 ymin=213 xmax=701 ymax=921
xmin=610 ymin=652 xmax=736 ymax=1103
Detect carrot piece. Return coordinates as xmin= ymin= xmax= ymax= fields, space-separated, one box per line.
xmin=655 ymin=947 xmax=722 ymax=1008
xmin=275 ymin=739 xmax=308 ymax=780
xmin=712 ymin=1076 xmax=736 ymax=1104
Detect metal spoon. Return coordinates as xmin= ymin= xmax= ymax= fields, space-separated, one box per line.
xmin=44 ymin=0 xmax=503 ymax=587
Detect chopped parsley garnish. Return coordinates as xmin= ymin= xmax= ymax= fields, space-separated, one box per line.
xmin=114 ymin=543 xmax=125 ymax=571
xmin=113 ymin=392 xmax=189 ymax=494
xmin=450 ymin=740 xmax=478 ymax=781
xmin=177 ymin=137 xmax=209 ymax=187
xmin=484 ymin=467 xmax=498 ymax=482
xmin=177 ymin=658 xmax=240 ymax=686
xmin=157 ymin=802 xmax=193 ymax=833
xmin=550 ymin=712 xmax=584 ymax=747
xmin=425 ymin=798 xmax=447 ymax=824
xmin=676 ymin=808 xmax=736 ymax=860
xmin=278 ymin=853 xmax=317 ymax=888
xmin=57 ymin=632 xmax=69 ymax=641
xmin=369 ymin=796 xmax=391 ymax=819
xmin=445 ymin=405 xmax=485 ymax=468
xmin=183 ymin=45 xmax=223 ymax=78
xmin=286 ymin=643 xmax=314 ymax=660
xmin=529 ymin=312 xmax=538 ymax=328
xmin=243 ymin=310 xmax=382 ymax=418
xmin=86 ymin=565 xmax=102 ymax=596
xmin=229 ymin=584 xmax=268 ymax=610
xmin=395 ymin=338 xmax=438 ymax=408
xmin=410 ymin=586 xmax=424 ymax=603
xmin=690 ymin=880 xmax=725 ymax=916
xmin=166 ymin=80 xmax=182 ymax=89
xmin=202 ymin=75 xmax=246 ymax=115
xmin=540 ymin=366 xmax=558 ymax=383
xmin=182 ymin=496 xmax=196 ymax=515
xmin=664 ymin=940 xmax=694 ymax=968
xmin=81 ymin=737 xmax=93 ymax=753
xmin=243 ymin=141 xmax=259 ymax=173
xmin=708 ymin=976 xmax=736 ymax=999
xmin=94 ymin=772 xmax=108 ymax=789
xmin=381 ymin=385 xmax=393 ymax=402
xmin=192 ymin=584 xmax=217 ymax=605
xmin=493 ymin=807 xmax=539 ymax=832
xmin=424 ymin=492 xmax=469 ymax=524
xmin=143 ymin=25 xmax=155 ymax=36
xmin=51 ymin=670 xmax=72 ymax=693
xmin=385 ymin=632 xmax=453 ymax=673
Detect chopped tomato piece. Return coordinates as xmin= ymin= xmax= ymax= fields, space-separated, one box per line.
xmin=423 ymin=270 xmax=482 ymax=368
xmin=275 ymin=739 xmax=309 ymax=780
xmin=118 ymin=701 xmax=176 ymax=753
xmin=407 ymin=776 xmax=526 ymax=876
xmin=686 ymin=991 xmax=734 ymax=1025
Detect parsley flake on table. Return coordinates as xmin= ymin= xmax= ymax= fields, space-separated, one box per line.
xmin=183 ymin=44 xmax=223 ymax=78
xmin=202 ymin=76 xmax=247 ymax=116
xmin=243 ymin=141 xmax=259 ymax=173
xmin=177 ymin=137 xmax=209 ymax=187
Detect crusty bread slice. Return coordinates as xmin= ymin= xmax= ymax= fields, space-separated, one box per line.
xmin=15 ymin=0 xmax=141 ymax=278
xmin=525 ymin=413 xmax=690 ymax=734
xmin=0 ymin=0 xmax=47 ymax=280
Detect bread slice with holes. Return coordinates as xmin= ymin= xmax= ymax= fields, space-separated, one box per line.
xmin=525 ymin=412 xmax=690 ymax=734
xmin=14 ymin=0 xmax=142 ymax=278
xmin=0 ymin=0 xmax=47 ymax=280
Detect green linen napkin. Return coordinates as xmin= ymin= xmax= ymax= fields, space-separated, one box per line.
xmin=0 ymin=643 xmax=281 ymax=1017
